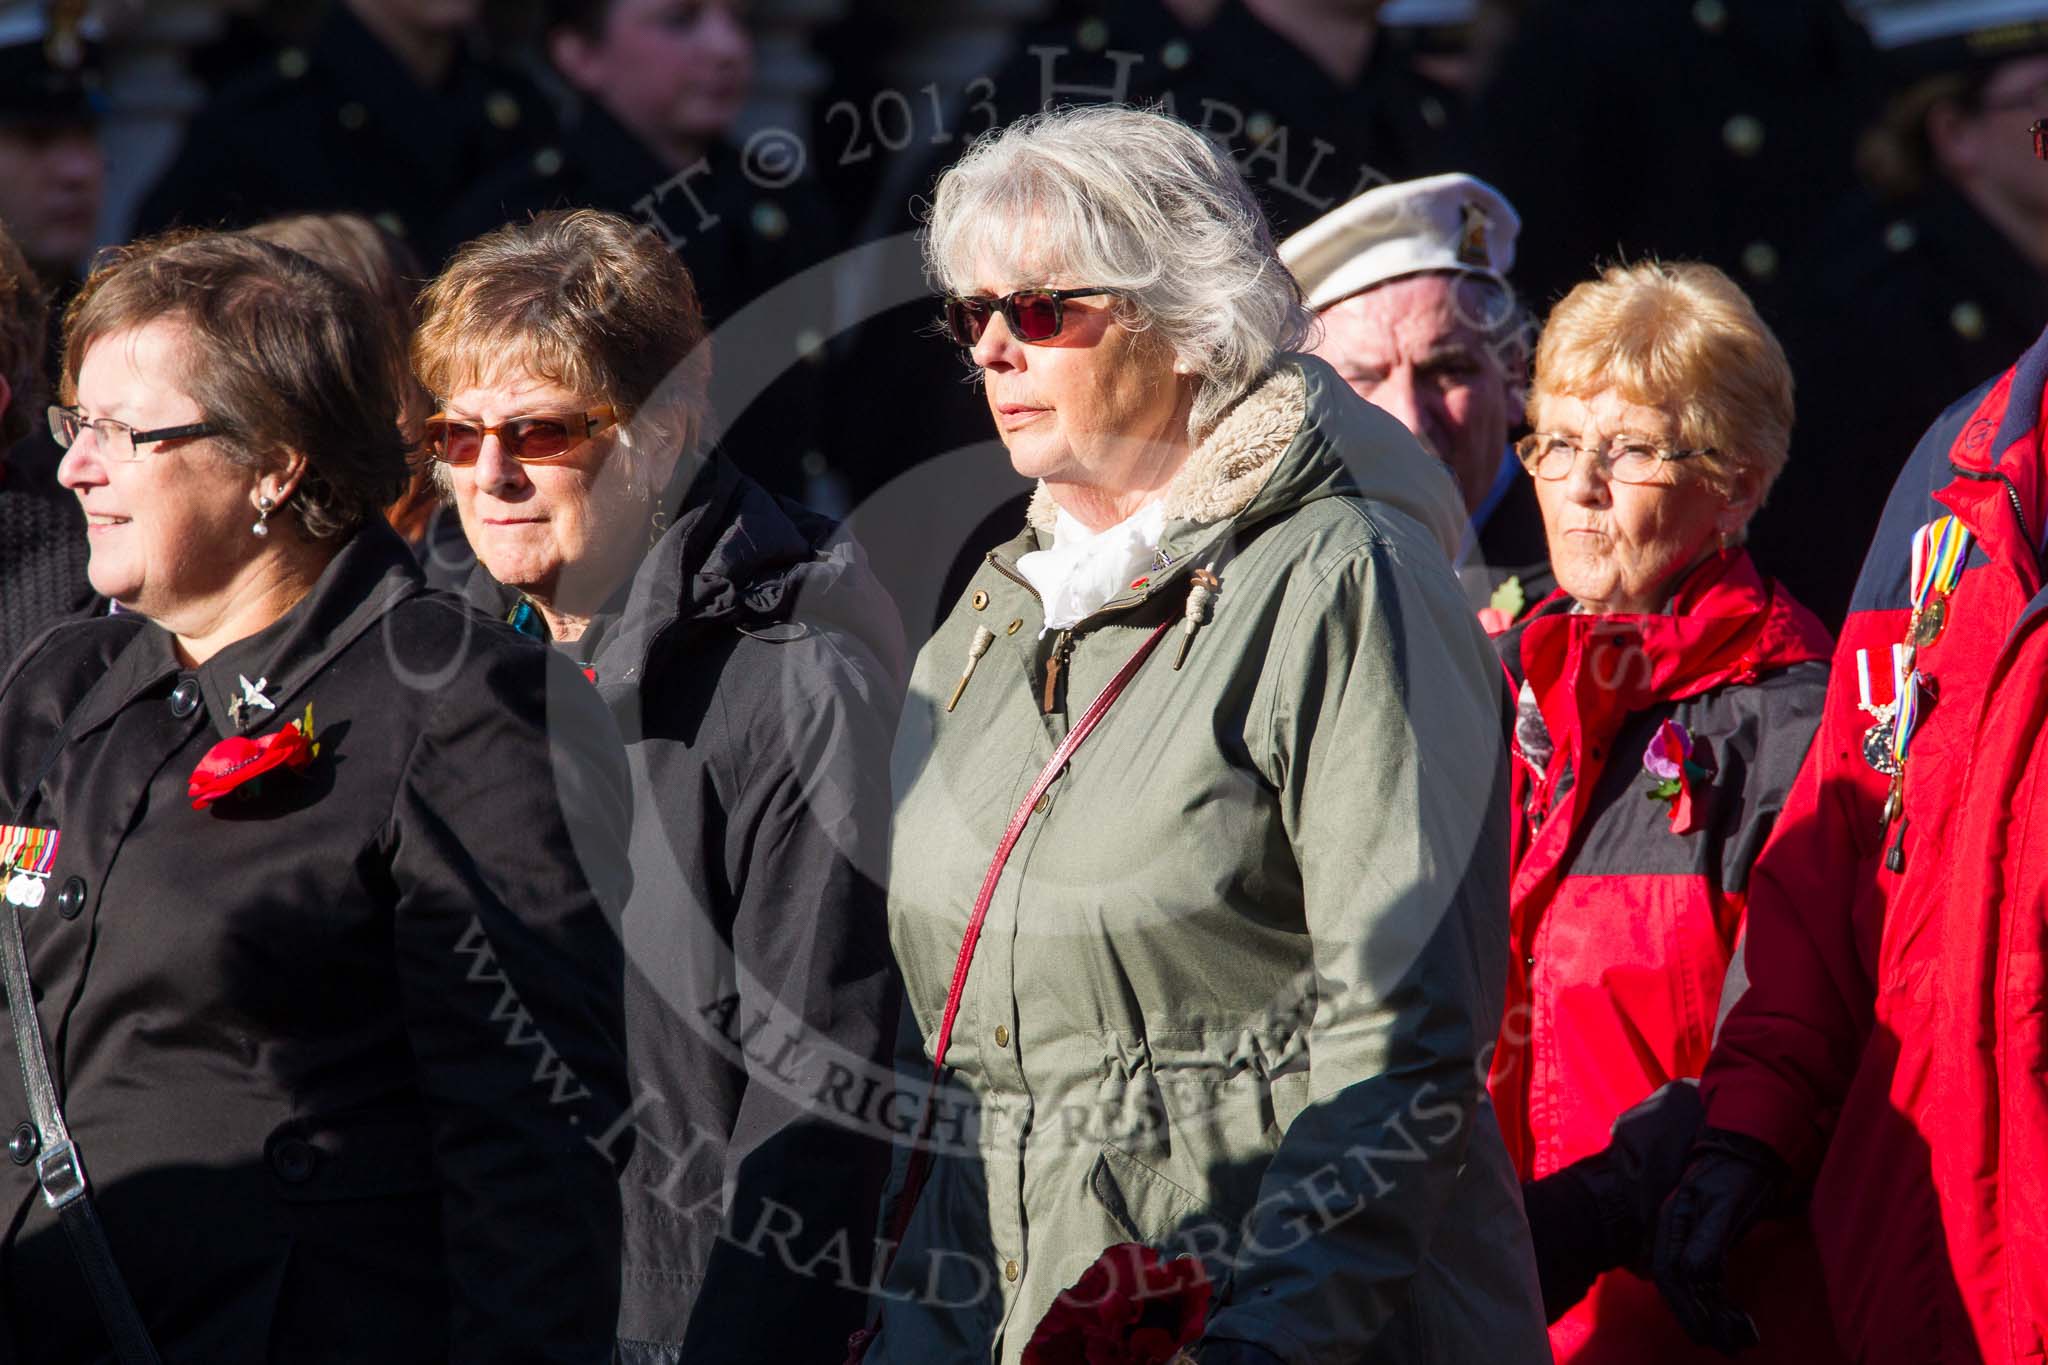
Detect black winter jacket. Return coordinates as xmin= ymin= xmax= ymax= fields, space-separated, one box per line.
xmin=466 ymin=450 xmax=907 ymax=1361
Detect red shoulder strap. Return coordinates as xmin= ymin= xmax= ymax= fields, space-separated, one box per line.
xmin=847 ymin=616 xmax=1174 ymax=1362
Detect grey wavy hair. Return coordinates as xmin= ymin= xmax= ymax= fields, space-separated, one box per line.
xmin=923 ymin=104 xmax=1314 ymax=440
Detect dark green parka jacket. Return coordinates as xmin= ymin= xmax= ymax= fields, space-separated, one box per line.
xmin=874 ymin=358 xmax=1548 ymax=1364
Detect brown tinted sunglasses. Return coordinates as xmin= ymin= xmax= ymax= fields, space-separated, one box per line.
xmin=423 ymin=406 xmax=617 ymax=465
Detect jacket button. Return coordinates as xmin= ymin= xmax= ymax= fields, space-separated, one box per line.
xmin=1004 ymin=1258 xmax=1020 ymax=1282
xmin=1722 ymin=113 xmax=1764 ymax=157
xmin=54 ymin=877 xmax=85 ymax=920
xmin=269 ymin=1137 xmax=318 ymax=1184
xmin=7 ymin=1123 xmax=37 ymax=1165
xmin=1524 ymin=954 xmax=1536 ymax=969
xmin=168 ymin=678 xmax=201 ymax=717
xmin=994 ymin=1024 xmax=1010 ymax=1048
xmin=970 ymin=590 xmax=990 ymax=611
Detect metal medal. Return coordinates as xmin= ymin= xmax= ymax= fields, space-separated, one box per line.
xmin=1908 ymin=594 xmax=1947 ymax=650
xmin=1863 ymin=718 xmax=1901 ymax=776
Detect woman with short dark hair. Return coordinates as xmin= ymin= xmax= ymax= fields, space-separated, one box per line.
xmin=0 ymin=229 xmax=633 ymax=1364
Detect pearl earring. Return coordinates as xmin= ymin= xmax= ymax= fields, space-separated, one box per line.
xmin=252 ymin=494 xmax=275 ymax=538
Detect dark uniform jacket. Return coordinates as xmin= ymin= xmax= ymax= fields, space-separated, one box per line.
xmin=463 ymin=450 xmax=906 ymax=1361
xmin=1459 ymin=0 xmax=1878 ymax=320
xmin=1758 ymin=184 xmax=2048 ymax=627
xmin=435 ymin=100 xmax=839 ymax=501
xmin=1465 ymin=465 xmax=1556 ymax=615
xmin=823 ymin=0 xmax=1467 ymax=523
xmin=132 ymin=6 xmax=553 ymax=246
xmin=0 ymin=441 xmax=92 ymax=671
xmin=0 ymin=524 xmax=632 ymax=1364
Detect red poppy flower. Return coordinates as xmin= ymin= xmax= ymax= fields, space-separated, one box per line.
xmin=1021 ymin=1243 xmax=1211 ymax=1365
xmin=189 ymin=712 xmax=316 ymax=811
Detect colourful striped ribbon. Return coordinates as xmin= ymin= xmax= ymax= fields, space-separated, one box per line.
xmin=1909 ymin=515 xmax=1973 ymax=612
xmin=1891 ymin=670 xmax=1923 ymax=768
xmin=0 ymin=824 xmax=58 ymax=875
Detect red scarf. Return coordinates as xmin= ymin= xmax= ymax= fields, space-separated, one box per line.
xmin=1510 ymin=550 xmax=1833 ymax=899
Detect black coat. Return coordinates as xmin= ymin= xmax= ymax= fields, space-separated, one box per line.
xmin=1457 ymin=0 xmax=1878 ymax=321
xmin=1756 ymin=183 xmax=2048 ymax=628
xmin=822 ymin=0 xmax=1467 ymax=515
xmin=0 ymin=524 xmax=632 ymax=1364
xmin=1463 ymin=464 xmax=1556 ymax=614
xmin=132 ymin=7 xmax=554 ymax=246
xmin=0 ymin=441 xmax=93 ymax=671
xmin=463 ymin=451 xmax=907 ymax=1361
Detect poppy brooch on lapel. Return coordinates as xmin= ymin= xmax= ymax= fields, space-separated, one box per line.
xmin=1642 ymin=719 xmax=1711 ymax=835
xmin=1021 ymin=1242 xmax=1211 ymax=1365
xmin=1477 ymin=574 xmax=1526 ymax=637
xmin=189 ymin=704 xmax=320 ymax=812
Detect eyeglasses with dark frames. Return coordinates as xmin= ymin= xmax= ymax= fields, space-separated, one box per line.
xmin=422 ymin=406 xmax=618 ymax=466
xmin=1515 ymin=432 xmax=1715 ymax=485
xmin=942 ymin=288 xmax=1120 ymax=348
xmin=48 ymin=405 xmax=221 ymax=461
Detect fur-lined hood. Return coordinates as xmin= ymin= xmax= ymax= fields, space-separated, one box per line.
xmin=1024 ymin=354 xmax=1466 ymax=560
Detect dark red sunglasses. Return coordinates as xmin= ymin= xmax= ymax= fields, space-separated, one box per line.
xmin=423 ymin=407 xmax=616 ymax=465
xmin=942 ymin=288 xmax=1119 ymax=347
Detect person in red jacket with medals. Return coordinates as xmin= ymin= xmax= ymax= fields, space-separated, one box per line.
xmin=1490 ymin=260 xmax=1845 ymax=1363
xmin=1655 ymin=109 xmax=2048 ymax=1365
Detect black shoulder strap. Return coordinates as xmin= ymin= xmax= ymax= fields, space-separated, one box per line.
xmin=3 ymin=667 xmax=163 ymax=1364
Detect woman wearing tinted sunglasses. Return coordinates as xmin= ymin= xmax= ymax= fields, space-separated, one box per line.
xmin=874 ymin=105 xmax=1546 ymax=1365
xmin=415 ymin=209 xmax=906 ymax=1364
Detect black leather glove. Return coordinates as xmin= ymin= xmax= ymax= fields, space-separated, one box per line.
xmin=1606 ymin=1079 xmax=1707 ymax=1270
xmin=1653 ymin=1127 xmax=1789 ymax=1356
xmin=1522 ymin=1081 xmax=1705 ymax=1321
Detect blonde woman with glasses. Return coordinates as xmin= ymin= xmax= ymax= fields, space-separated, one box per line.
xmin=1488 ymin=260 xmax=1845 ymax=1364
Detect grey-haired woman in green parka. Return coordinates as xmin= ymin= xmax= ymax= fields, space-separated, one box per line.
xmin=868 ymin=106 xmax=1549 ymax=1365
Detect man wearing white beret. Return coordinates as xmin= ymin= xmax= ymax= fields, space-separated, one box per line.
xmin=1281 ymin=171 xmax=1551 ymax=619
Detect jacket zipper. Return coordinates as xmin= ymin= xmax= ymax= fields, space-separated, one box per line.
xmin=1041 ymin=630 xmax=1073 ymax=713
xmin=1948 ymin=460 xmax=2039 ymax=569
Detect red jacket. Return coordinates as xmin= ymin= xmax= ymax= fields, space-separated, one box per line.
xmin=1704 ymin=340 xmax=2048 ymax=1365
xmin=1492 ymin=549 xmax=1838 ymax=1363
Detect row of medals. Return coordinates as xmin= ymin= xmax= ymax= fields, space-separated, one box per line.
xmin=1863 ymin=591 xmax=1948 ymax=826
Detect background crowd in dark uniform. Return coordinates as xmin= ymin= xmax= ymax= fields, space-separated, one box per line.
xmin=4 ymin=0 xmax=2047 ymax=656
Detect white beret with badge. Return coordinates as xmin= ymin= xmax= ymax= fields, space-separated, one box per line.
xmin=1851 ymin=0 xmax=2048 ymax=68
xmin=1279 ymin=171 xmax=1521 ymax=313
xmin=1377 ymin=0 xmax=1480 ymax=25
